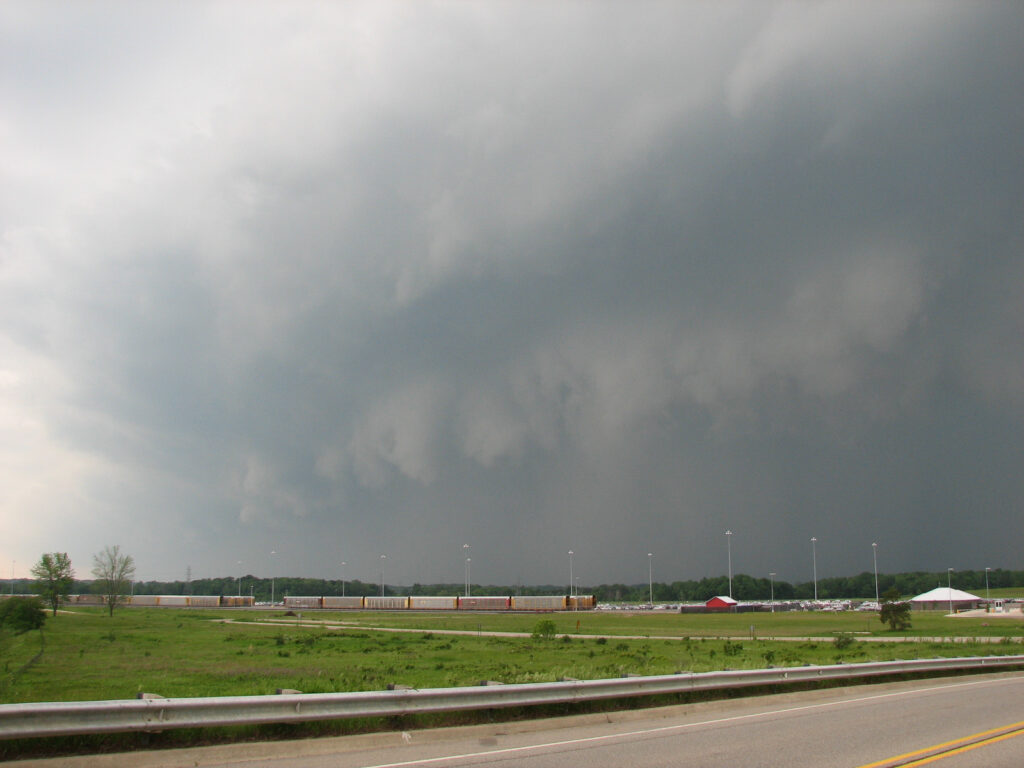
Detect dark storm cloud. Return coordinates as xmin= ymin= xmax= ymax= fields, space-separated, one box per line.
xmin=2 ymin=2 xmax=1022 ymax=585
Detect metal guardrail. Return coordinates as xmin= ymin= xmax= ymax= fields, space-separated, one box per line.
xmin=2 ymin=655 xmax=1023 ymax=740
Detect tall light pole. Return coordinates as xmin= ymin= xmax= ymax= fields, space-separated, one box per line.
xmin=985 ymin=567 xmax=991 ymax=602
xmin=769 ymin=572 xmax=776 ymax=613
xmin=811 ymin=537 xmax=818 ymax=601
xmin=568 ymin=550 xmax=574 ymax=599
xmin=466 ymin=557 xmax=471 ymax=597
xmin=725 ymin=530 xmax=733 ymax=598
xmin=379 ymin=554 xmax=386 ymax=597
xmin=463 ymin=544 xmax=470 ymax=596
xmin=872 ymin=542 xmax=879 ymax=603
xmin=10 ymin=561 xmax=14 ymax=596
xmin=270 ymin=550 xmax=277 ymax=605
xmin=648 ymin=553 xmax=654 ymax=606
xmin=947 ymin=567 xmax=954 ymax=614
xmin=237 ymin=561 xmax=243 ymax=597
xmin=341 ymin=561 xmax=346 ymax=597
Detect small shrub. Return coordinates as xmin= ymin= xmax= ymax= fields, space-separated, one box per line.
xmin=595 ymin=637 xmax=607 ymax=645
xmin=722 ymin=640 xmax=742 ymax=657
xmin=531 ymin=620 xmax=557 ymax=640
xmin=834 ymin=633 xmax=854 ymax=650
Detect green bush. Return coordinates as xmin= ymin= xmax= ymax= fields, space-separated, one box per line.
xmin=531 ymin=619 xmax=556 ymax=640
xmin=0 ymin=597 xmax=46 ymax=634
xmin=880 ymin=588 xmax=912 ymax=631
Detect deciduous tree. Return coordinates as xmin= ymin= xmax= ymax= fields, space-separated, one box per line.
xmin=30 ymin=552 xmax=74 ymax=617
xmin=91 ymin=545 xmax=136 ymax=617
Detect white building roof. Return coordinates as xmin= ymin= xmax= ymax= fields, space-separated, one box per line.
xmin=910 ymin=587 xmax=981 ymax=603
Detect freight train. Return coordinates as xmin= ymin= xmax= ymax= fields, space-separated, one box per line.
xmin=61 ymin=593 xmax=594 ymax=610
xmin=65 ymin=594 xmax=255 ymax=607
xmin=282 ymin=594 xmax=596 ymax=611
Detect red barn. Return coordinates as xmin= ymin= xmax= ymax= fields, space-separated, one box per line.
xmin=705 ymin=595 xmax=738 ymax=612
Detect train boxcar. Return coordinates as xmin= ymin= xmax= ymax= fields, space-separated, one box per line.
xmin=157 ymin=595 xmax=189 ymax=607
xmin=511 ymin=595 xmax=566 ymax=611
xmin=283 ymin=596 xmax=323 ymax=609
xmin=364 ymin=596 xmax=409 ymax=610
xmin=68 ymin=594 xmax=104 ymax=605
xmin=221 ymin=596 xmax=255 ymax=607
xmin=409 ymin=596 xmax=458 ymax=610
xmin=128 ymin=595 xmax=158 ymax=606
xmin=458 ymin=596 xmax=510 ymax=610
xmin=568 ymin=595 xmax=595 ymax=610
xmin=186 ymin=595 xmax=221 ymax=607
xmin=322 ymin=596 xmax=364 ymax=609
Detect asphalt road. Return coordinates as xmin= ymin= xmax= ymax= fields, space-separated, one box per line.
xmin=18 ymin=672 xmax=1024 ymax=768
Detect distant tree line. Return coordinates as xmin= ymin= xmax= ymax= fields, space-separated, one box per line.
xmin=41 ymin=567 xmax=1018 ymax=604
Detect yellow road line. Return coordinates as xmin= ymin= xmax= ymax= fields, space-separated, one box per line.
xmin=856 ymin=720 xmax=1024 ymax=767
xmin=900 ymin=728 xmax=1024 ymax=766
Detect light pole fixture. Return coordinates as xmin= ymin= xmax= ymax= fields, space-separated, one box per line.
xmin=568 ymin=550 xmax=574 ymax=599
xmin=811 ymin=537 xmax=818 ymax=601
xmin=872 ymin=542 xmax=879 ymax=604
xmin=648 ymin=553 xmax=654 ymax=606
xmin=725 ymin=530 xmax=733 ymax=598
xmin=270 ymin=550 xmax=278 ymax=606
xmin=947 ymin=567 xmax=954 ymax=615
xmin=769 ymin=572 xmax=776 ymax=613
xmin=380 ymin=554 xmax=386 ymax=597
xmin=341 ymin=560 xmax=346 ymax=597
xmin=985 ymin=567 xmax=991 ymax=602
xmin=463 ymin=544 xmax=470 ymax=597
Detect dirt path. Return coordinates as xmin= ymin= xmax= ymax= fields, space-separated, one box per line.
xmin=216 ymin=617 xmax=1022 ymax=644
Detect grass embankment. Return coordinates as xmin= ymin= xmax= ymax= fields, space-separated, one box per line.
xmin=1 ymin=607 xmax=1021 ymax=704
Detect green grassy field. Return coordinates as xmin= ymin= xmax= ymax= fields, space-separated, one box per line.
xmin=983 ymin=588 xmax=1024 ymax=599
xmin=309 ymin=607 xmax=1024 ymax=638
xmin=1 ymin=607 xmax=1021 ymax=705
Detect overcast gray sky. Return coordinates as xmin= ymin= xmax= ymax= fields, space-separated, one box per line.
xmin=2 ymin=2 xmax=1022 ymax=588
